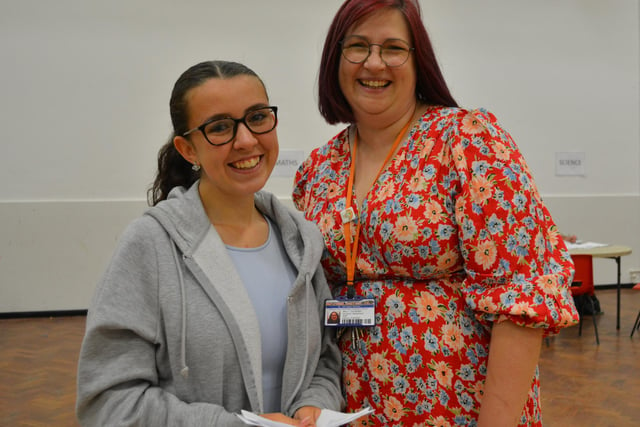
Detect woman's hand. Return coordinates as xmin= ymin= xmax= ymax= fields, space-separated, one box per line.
xmin=294 ymin=406 xmax=322 ymax=426
xmin=260 ymin=412 xmax=314 ymax=426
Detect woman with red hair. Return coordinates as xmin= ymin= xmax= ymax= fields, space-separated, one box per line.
xmin=293 ymin=1 xmax=579 ymax=425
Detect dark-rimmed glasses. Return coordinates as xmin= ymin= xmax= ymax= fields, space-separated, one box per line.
xmin=182 ymin=106 xmax=278 ymax=146
xmin=340 ymin=36 xmax=414 ymax=67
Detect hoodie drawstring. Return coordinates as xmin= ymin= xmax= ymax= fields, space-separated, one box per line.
xmin=171 ymin=242 xmax=190 ymax=379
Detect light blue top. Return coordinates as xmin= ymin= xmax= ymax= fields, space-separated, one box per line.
xmin=226 ymin=216 xmax=297 ymax=413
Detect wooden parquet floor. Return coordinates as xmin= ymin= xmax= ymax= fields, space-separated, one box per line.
xmin=539 ymin=288 xmax=640 ymax=427
xmin=0 ymin=288 xmax=639 ymax=426
xmin=0 ymin=315 xmax=85 ymax=427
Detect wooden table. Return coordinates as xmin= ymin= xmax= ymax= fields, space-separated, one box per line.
xmin=568 ymin=244 xmax=633 ymax=329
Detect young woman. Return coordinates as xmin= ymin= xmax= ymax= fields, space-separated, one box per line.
xmin=76 ymin=60 xmax=342 ymax=426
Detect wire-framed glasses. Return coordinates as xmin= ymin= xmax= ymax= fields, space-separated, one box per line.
xmin=340 ymin=36 xmax=414 ymax=67
xmin=182 ymin=106 xmax=278 ymax=146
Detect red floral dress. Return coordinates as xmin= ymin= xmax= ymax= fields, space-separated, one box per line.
xmin=293 ymin=107 xmax=579 ymax=426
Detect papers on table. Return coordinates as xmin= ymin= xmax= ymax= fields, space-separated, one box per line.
xmin=237 ymin=407 xmax=374 ymax=427
xmin=564 ymin=241 xmax=609 ymax=250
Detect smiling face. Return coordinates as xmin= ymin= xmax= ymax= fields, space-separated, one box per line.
xmin=338 ymin=7 xmax=417 ymax=126
xmin=173 ymin=75 xmax=278 ymax=204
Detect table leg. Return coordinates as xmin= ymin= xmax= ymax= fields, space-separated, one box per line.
xmin=615 ymin=256 xmax=621 ymax=330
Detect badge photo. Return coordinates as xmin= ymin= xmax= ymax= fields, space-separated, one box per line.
xmin=324 ymin=297 xmax=376 ymax=327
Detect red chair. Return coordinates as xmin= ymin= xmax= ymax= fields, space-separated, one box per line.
xmin=570 ymin=254 xmax=599 ymax=345
xmin=630 ymin=283 xmax=640 ymax=338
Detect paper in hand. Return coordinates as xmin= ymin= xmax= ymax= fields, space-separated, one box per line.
xmin=315 ymin=407 xmax=374 ymax=426
xmin=237 ymin=407 xmax=374 ymax=427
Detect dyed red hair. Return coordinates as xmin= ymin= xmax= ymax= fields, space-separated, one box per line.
xmin=318 ymin=0 xmax=458 ymax=124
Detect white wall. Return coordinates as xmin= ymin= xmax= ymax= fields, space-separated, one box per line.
xmin=1 ymin=0 xmax=639 ymax=312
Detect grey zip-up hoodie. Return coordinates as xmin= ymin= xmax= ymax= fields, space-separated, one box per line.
xmin=76 ymin=183 xmax=343 ymax=426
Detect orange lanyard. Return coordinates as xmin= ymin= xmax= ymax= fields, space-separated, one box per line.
xmin=343 ymin=120 xmax=412 ymax=295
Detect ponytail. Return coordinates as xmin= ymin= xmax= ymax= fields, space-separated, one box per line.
xmin=147 ymin=135 xmax=199 ymax=206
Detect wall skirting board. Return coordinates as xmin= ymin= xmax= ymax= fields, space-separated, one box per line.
xmin=1 ymin=195 xmax=638 ymax=313
xmin=0 ymin=309 xmax=87 ymax=319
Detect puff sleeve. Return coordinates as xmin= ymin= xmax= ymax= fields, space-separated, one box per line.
xmin=447 ymin=109 xmax=579 ymax=335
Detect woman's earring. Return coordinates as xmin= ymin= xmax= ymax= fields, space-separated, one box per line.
xmin=192 ymin=163 xmax=201 ymax=172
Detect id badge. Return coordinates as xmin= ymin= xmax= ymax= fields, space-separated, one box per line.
xmin=324 ymin=296 xmax=376 ymax=327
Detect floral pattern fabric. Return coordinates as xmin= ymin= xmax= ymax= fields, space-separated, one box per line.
xmin=293 ymin=107 xmax=579 ymax=426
